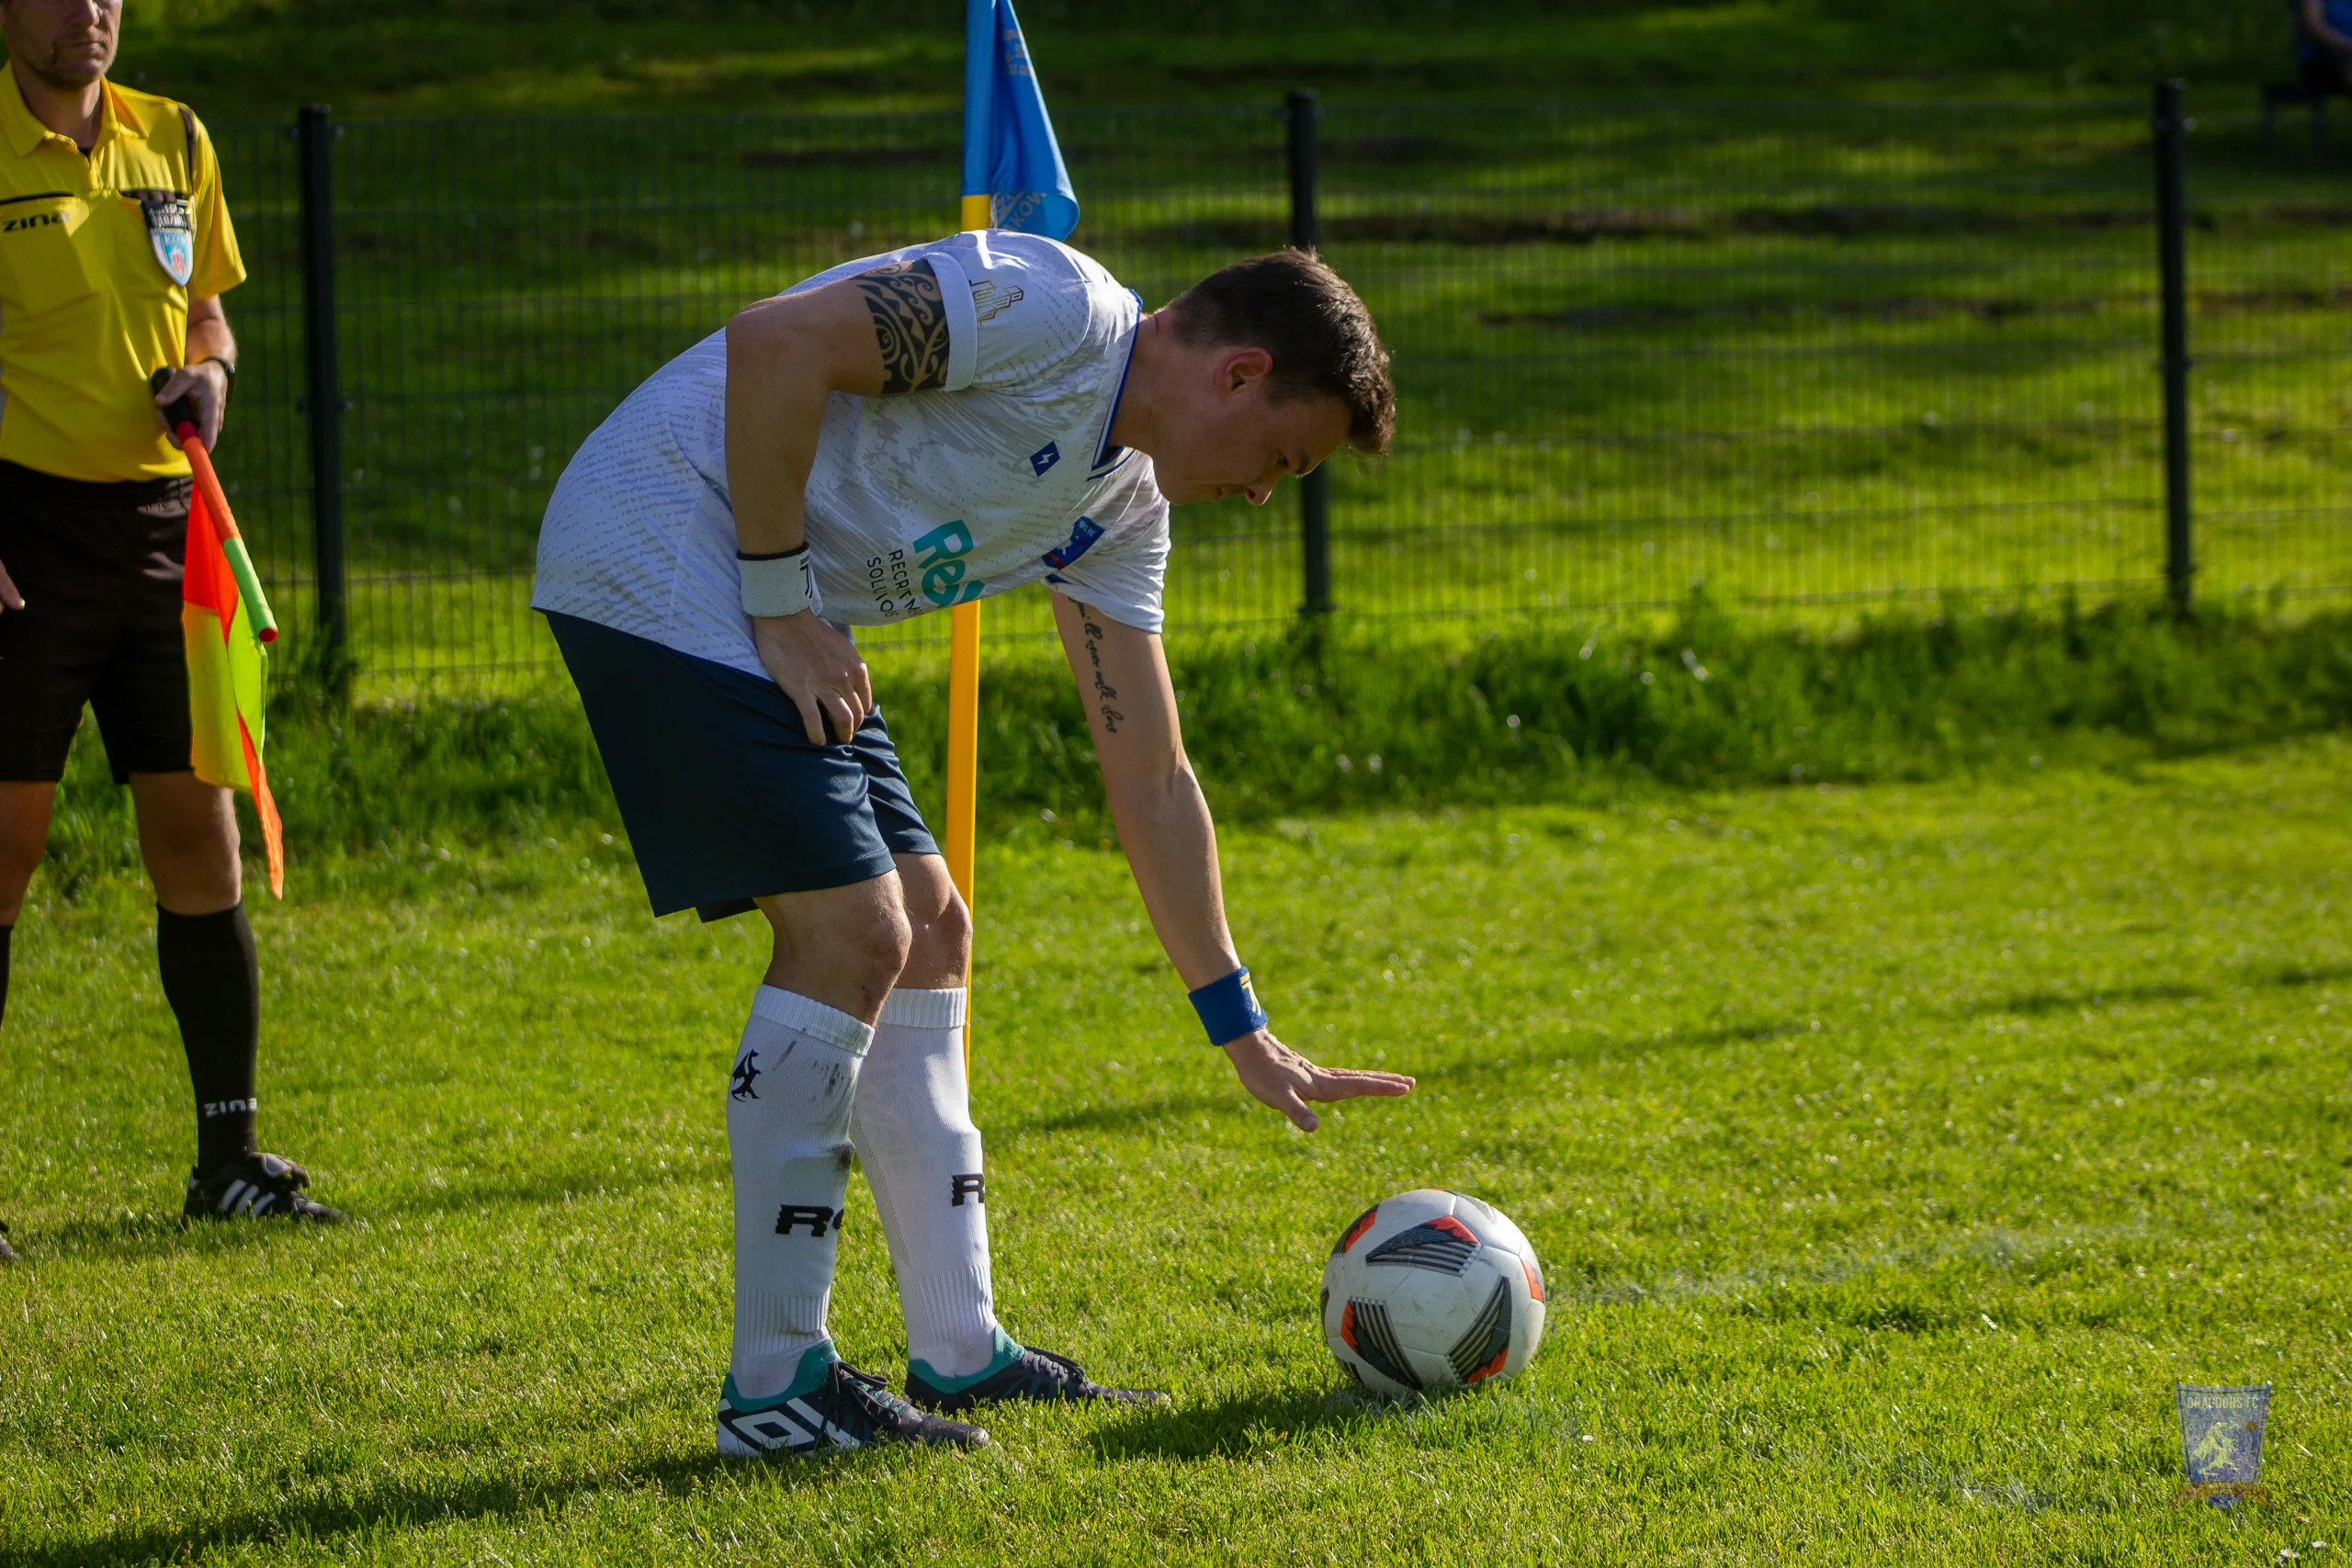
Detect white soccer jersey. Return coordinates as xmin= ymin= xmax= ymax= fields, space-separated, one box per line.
xmin=532 ymin=231 xmax=1170 ymax=678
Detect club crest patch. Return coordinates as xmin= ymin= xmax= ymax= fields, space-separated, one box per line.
xmin=1042 ymin=514 xmax=1103 ymax=570
xmin=139 ymin=193 xmax=194 ymax=287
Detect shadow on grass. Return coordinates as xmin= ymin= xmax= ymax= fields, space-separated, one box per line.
xmin=20 ymin=1168 xmax=713 ymax=1265
xmin=2272 ymin=963 xmax=2352 ymax=988
xmin=10 ymin=1444 xmax=893 ymax=1567
xmin=1971 ymin=982 xmax=2208 ymax=1018
xmin=1086 ymin=1385 xmax=1397 ymax=1461
xmin=995 ymin=1091 xmax=1227 ymax=1139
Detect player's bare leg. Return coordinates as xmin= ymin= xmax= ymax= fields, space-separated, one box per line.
xmin=717 ymin=872 xmax=986 ymax=1455
xmin=849 ymin=852 xmax=1167 ymax=1412
xmin=0 ymin=781 xmax=50 ymax=1262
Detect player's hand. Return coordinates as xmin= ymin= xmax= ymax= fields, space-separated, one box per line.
xmin=152 ymin=359 xmax=229 ymax=450
xmin=752 ymin=609 xmax=872 ymax=744
xmin=0 ymin=556 xmax=21 ymax=615
xmin=1223 ymin=1030 xmax=1414 ymax=1133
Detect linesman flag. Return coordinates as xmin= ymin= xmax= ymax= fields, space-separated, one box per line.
xmin=962 ymin=0 xmax=1078 ymax=240
xmin=156 ymin=374 xmax=285 ymax=899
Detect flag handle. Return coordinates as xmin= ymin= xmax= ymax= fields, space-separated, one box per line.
xmin=151 ymin=372 xmax=277 ymax=643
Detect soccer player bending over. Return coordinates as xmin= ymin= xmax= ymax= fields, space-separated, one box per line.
xmin=533 ymin=236 xmax=1413 ymax=1455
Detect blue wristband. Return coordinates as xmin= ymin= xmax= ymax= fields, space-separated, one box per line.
xmin=1190 ymin=966 xmax=1268 ymax=1046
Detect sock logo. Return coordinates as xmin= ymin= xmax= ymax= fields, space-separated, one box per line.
xmin=729 ymin=1049 xmax=761 ymax=1100
xmin=949 ymin=1173 xmax=986 ymax=1207
xmin=775 ymin=1204 xmax=846 ymax=1237
xmin=200 ymin=1098 xmax=257 ymax=1118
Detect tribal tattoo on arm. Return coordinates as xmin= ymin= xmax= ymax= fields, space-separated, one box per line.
xmin=854 ymin=259 xmax=951 ymax=394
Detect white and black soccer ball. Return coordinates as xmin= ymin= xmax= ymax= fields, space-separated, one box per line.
xmin=1320 ymin=1188 xmax=1546 ymax=1397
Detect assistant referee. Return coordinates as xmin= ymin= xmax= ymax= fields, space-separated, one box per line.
xmin=0 ymin=0 xmax=340 ymax=1263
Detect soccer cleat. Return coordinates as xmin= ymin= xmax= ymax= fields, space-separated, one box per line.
xmin=182 ymin=1153 xmax=347 ymax=1224
xmin=0 ymin=1220 xmax=16 ymax=1264
xmin=717 ymin=1359 xmax=989 ymax=1458
xmin=905 ymin=1340 xmax=1170 ymax=1415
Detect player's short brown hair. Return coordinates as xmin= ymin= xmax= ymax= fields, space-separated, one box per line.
xmin=1168 ymin=250 xmax=1395 ymax=456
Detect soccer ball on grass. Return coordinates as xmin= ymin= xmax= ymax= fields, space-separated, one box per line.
xmin=1321 ymin=1188 xmax=1546 ymax=1397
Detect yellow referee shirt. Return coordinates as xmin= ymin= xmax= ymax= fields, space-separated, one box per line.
xmin=0 ymin=72 xmax=244 ymax=483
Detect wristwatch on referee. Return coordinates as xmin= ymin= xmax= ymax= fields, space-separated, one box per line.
xmin=202 ymin=355 xmax=236 ymax=402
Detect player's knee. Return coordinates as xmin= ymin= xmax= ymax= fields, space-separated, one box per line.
xmin=842 ymin=899 xmax=914 ymax=1011
xmin=915 ymin=891 xmax=972 ymax=976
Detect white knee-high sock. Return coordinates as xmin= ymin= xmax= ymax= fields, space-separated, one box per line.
xmin=850 ymin=987 xmax=1006 ymax=1382
xmin=727 ymin=986 xmax=872 ymax=1401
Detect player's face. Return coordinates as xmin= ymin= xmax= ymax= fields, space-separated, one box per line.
xmin=0 ymin=0 xmax=119 ymax=92
xmin=1154 ymin=351 xmax=1354 ymax=507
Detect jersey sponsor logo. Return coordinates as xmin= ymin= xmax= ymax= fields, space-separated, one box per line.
xmin=775 ymin=1203 xmax=847 ymax=1237
xmin=1041 ymin=514 xmax=1103 ymax=570
xmin=865 ymin=547 xmax=917 ymax=618
xmin=970 ymin=277 xmax=1024 ymax=321
xmin=949 ymin=1172 xmax=987 ymax=1207
xmin=2 ymin=211 xmax=62 ymax=233
xmin=1029 ymin=441 xmax=1059 ymax=477
xmin=133 ymin=191 xmax=195 ymax=287
xmin=911 ymin=520 xmax=986 ymax=608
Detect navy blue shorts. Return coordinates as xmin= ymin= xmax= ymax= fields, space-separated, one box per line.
xmin=545 ymin=611 xmax=936 ymax=921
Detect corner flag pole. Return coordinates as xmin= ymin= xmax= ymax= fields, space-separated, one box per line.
xmin=948 ymin=0 xmax=996 ymax=1066
xmin=953 ymin=0 xmax=1080 ymax=1065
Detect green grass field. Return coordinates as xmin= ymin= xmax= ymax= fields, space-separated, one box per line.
xmin=5 ymin=736 xmax=2347 ymax=1563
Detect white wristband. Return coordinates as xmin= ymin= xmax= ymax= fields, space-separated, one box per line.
xmin=739 ymin=547 xmax=814 ymax=618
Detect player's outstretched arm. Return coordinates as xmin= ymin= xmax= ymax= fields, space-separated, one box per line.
xmin=725 ymin=261 xmax=951 ymax=740
xmin=1050 ymin=592 xmax=1415 ymax=1131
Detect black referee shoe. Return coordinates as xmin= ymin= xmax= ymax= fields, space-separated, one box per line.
xmin=183 ymin=1153 xmax=347 ymax=1224
xmin=0 ymin=1220 xmax=17 ymax=1264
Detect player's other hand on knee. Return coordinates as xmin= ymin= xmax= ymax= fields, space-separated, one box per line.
xmin=0 ymin=557 xmax=21 ymax=614
xmin=752 ymin=610 xmax=873 ymax=744
xmin=1222 ymin=1030 xmax=1414 ymax=1133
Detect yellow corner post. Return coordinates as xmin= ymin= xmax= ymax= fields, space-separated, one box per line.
xmin=946 ymin=191 xmax=992 ymax=1065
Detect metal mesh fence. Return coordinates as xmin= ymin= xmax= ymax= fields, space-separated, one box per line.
xmin=203 ymin=98 xmax=2352 ymax=693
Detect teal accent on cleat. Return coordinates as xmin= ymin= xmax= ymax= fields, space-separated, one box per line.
xmin=717 ymin=1347 xmax=988 ymax=1458
xmin=906 ymin=1325 xmax=1024 ymax=1396
xmin=905 ymin=1340 xmax=1170 ymax=1415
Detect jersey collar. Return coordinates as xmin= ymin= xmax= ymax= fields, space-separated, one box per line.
xmin=0 ymin=71 xmax=145 ymax=159
xmin=1091 ymin=303 xmax=1144 ymax=472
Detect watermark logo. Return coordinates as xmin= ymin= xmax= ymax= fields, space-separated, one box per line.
xmin=2175 ymin=1382 xmax=2271 ymax=1507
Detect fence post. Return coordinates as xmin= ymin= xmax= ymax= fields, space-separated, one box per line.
xmin=2153 ymin=80 xmax=2193 ymax=616
xmin=1286 ymin=89 xmax=1332 ymax=617
xmin=297 ymin=105 xmax=347 ymax=664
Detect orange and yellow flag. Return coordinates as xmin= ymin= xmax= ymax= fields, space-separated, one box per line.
xmin=180 ymin=479 xmax=284 ymax=898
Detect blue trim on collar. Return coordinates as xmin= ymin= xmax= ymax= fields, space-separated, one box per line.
xmin=1093 ymin=321 xmax=1141 ymax=472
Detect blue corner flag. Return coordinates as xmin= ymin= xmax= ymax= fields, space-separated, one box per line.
xmin=962 ymin=0 xmax=1079 ymax=240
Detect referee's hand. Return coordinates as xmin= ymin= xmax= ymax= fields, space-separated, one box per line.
xmin=0 ymin=558 xmax=20 ymax=615
xmin=152 ymin=359 xmax=230 ymax=450
xmin=752 ymin=610 xmax=873 ymax=745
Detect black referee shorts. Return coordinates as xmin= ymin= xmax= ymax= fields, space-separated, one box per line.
xmin=0 ymin=458 xmax=196 ymax=784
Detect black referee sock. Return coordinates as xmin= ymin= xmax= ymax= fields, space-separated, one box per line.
xmin=156 ymin=904 xmax=261 ymax=1173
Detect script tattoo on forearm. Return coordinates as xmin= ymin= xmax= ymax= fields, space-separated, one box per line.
xmin=854 ymin=259 xmax=950 ymax=394
xmin=1077 ymin=604 xmax=1124 ymax=734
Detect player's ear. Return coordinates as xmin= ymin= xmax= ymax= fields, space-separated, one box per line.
xmin=1218 ymin=345 xmax=1273 ymax=396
